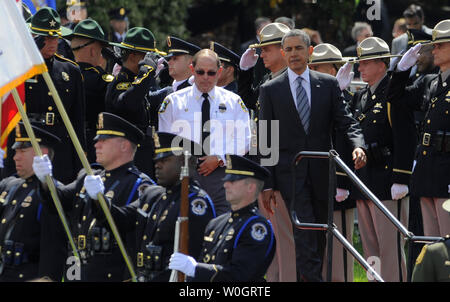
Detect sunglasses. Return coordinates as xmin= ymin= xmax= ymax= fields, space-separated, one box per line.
xmin=195 ymin=69 xmax=217 ymax=76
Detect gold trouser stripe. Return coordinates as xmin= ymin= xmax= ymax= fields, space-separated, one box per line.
xmin=393 ymin=168 xmax=412 ymax=175
xmin=225 ymin=169 xmax=255 ymax=176
xmin=96 ymin=130 xmax=125 ymax=137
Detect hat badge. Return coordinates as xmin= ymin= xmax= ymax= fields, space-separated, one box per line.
xmin=226 ymin=154 xmax=232 ymax=169
xmin=167 ymin=36 xmax=171 ymax=47
xmin=357 ymin=46 xmax=362 ymax=57
xmin=120 ymin=8 xmax=125 ymax=16
xmin=152 ymin=128 xmax=160 ymax=148
xmin=15 ymin=124 xmax=21 ymax=138
xmin=98 ymin=113 xmax=104 ymax=129
xmin=49 ymin=19 xmax=56 ymax=27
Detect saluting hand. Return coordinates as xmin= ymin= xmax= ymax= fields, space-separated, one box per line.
xmin=240 ymin=48 xmax=259 ymax=71
xmin=397 ymin=43 xmax=422 ymax=72
xmin=352 ymin=147 xmax=367 ymax=170
xmin=336 ymin=62 xmax=354 ymax=91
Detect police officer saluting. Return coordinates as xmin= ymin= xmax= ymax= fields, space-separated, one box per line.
xmin=32 ymin=113 xmax=154 ymax=281
xmin=2 ymin=7 xmax=86 ymax=185
xmin=169 ymin=155 xmax=275 ymax=282
xmin=105 ymin=132 xmax=216 ymax=281
xmin=0 ymin=124 xmax=65 ymax=282
xmin=67 ymin=18 xmax=114 ymax=163
xmin=105 ymin=27 xmax=158 ymax=178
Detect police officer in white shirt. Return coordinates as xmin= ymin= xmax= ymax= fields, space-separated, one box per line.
xmin=158 ymin=49 xmax=251 ymax=215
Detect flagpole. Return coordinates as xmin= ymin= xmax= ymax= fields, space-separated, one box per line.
xmin=11 ymin=88 xmax=80 ymax=262
xmin=41 ymin=71 xmax=138 ymax=282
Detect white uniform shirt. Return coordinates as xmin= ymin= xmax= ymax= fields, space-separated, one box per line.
xmin=158 ymin=84 xmax=251 ymax=159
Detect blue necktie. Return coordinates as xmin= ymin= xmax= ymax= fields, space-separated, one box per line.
xmin=296 ymin=77 xmax=310 ymax=133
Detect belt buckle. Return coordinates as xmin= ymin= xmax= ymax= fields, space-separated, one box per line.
xmin=137 ymin=252 xmax=144 ymax=267
xmin=45 ymin=112 xmax=55 ymax=126
xmin=78 ymin=235 xmax=86 ymax=250
xmin=358 ymin=113 xmax=366 ymax=121
xmin=422 ymin=133 xmax=431 ymax=146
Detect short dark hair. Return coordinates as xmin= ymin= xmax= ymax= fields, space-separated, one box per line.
xmin=192 ymin=49 xmax=221 ymax=69
xmin=281 ymin=29 xmax=311 ymax=48
xmin=403 ymin=4 xmax=424 ymax=20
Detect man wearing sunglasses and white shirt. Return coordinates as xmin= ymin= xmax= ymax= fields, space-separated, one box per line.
xmin=158 ymin=49 xmax=251 ymax=216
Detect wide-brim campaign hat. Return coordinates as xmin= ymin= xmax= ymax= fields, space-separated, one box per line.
xmin=152 ymin=132 xmax=202 ymax=161
xmin=426 ymin=19 xmax=450 ymax=45
xmin=109 ymin=27 xmax=158 ymax=53
xmin=308 ymin=43 xmax=352 ymax=65
xmin=66 ymin=18 xmax=109 ymax=45
xmin=164 ymin=36 xmax=201 ymax=59
xmin=29 ymin=7 xmax=72 ymax=37
xmin=210 ymin=41 xmax=240 ymax=68
xmin=223 ymin=154 xmax=270 ymax=182
xmin=94 ymin=112 xmax=144 ymax=145
xmin=249 ymin=22 xmax=291 ymax=48
xmin=354 ymin=37 xmax=401 ymax=62
xmin=12 ymin=122 xmax=61 ymax=150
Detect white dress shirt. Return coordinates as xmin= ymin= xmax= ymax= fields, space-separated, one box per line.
xmin=158 ymin=84 xmax=251 ymax=159
xmin=288 ymin=66 xmax=311 ymax=108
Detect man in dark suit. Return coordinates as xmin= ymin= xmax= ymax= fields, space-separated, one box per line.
xmin=258 ymin=29 xmax=367 ymax=281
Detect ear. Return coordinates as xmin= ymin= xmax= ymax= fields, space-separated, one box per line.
xmin=280 ymin=47 xmax=286 ymax=57
xmin=308 ymin=45 xmax=314 ymax=56
xmin=189 ymin=63 xmax=195 ymax=75
xmin=216 ymin=65 xmax=223 ymax=78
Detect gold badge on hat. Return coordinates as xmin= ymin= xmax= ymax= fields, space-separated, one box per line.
xmin=209 ymin=41 xmax=214 ymax=51
xmin=97 ymin=113 xmax=104 ymax=129
xmin=357 ymin=46 xmax=362 ymax=57
xmin=49 ymin=20 xmax=56 ymax=27
xmin=62 ymin=72 xmax=69 ymax=82
xmin=152 ymin=127 xmax=161 ymax=148
xmin=15 ymin=124 xmax=21 ymax=138
xmin=120 ymin=8 xmax=125 ymax=16
xmin=167 ymin=36 xmax=171 ymax=47
xmin=226 ymin=154 xmax=232 ymax=169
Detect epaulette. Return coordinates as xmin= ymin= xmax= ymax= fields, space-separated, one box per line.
xmin=54 ymin=53 xmax=79 ymax=67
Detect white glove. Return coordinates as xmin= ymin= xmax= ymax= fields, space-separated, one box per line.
xmin=84 ymin=175 xmax=104 ymax=200
xmin=168 ymin=252 xmax=197 ymax=277
xmin=335 ymin=188 xmax=350 ymax=202
xmin=155 ymin=57 xmax=166 ymax=77
xmin=0 ymin=148 xmax=5 ymax=168
xmin=397 ymin=43 xmax=422 ymax=72
xmin=336 ymin=62 xmax=354 ymax=91
xmin=239 ymin=48 xmax=259 ymax=71
xmin=391 ymin=183 xmax=409 ymax=200
xmin=32 ymin=155 xmax=52 ymax=183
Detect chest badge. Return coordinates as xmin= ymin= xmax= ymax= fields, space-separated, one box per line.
xmin=61 ymin=72 xmax=70 ymax=82
xmin=218 ymin=103 xmax=227 ymax=113
xmin=21 ymin=196 xmax=33 ymax=207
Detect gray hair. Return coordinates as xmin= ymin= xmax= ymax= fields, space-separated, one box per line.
xmin=281 ymin=29 xmax=311 ymax=48
xmin=275 ymin=16 xmax=295 ymax=29
xmin=351 ymin=22 xmax=372 ymax=41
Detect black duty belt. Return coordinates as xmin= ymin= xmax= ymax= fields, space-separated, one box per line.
xmin=421 ymin=131 xmax=450 ymax=153
xmin=28 ymin=112 xmax=60 ymax=126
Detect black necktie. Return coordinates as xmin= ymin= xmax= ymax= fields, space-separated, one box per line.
xmin=201 ymin=93 xmax=210 ymax=155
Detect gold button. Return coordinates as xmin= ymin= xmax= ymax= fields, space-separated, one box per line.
xmin=423 ymin=151 xmax=427 ymax=156
xmin=443 ymin=82 xmax=447 ymax=87
xmin=385 ymin=165 xmax=388 ymax=170
xmin=19 ymin=274 xmax=23 ymax=279
xmin=212 ymin=255 xmax=216 ymax=261
xmin=432 ymin=104 xmax=436 ymax=108
xmin=136 ymin=221 xmax=139 ymax=225
xmin=446 ymin=111 xmax=449 ymax=115
xmin=219 ymin=235 xmax=223 ymax=239
xmin=19 ymin=214 xmax=24 ymax=218
xmin=107 ymin=273 xmax=112 ymax=278
xmin=48 ymin=92 xmax=52 ymax=96
xmin=22 ymin=183 xmax=28 ymax=188
xmin=372 ymin=95 xmax=376 ymax=100
xmin=152 ymin=214 xmax=157 ymax=221
xmin=427 ymin=119 xmax=431 ymax=124
xmin=48 ymin=106 xmax=53 ymax=111
xmin=66 ymin=89 xmax=69 ymax=92
xmin=162 ymin=195 xmax=167 ymax=200
xmin=1 ymin=219 xmax=6 ymax=224
xmin=29 ymin=86 xmax=32 ymax=89
xmin=11 ymin=200 xmax=17 ymax=205
xmin=143 ymin=235 xmax=147 ymax=241
xmin=101 ymin=177 xmax=106 ymax=182
xmin=156 ymin=228 xmax=160 ymax=232
xmin=82 ymin=216 xmax=86 ymax=221
xmin=373 ymin=120 xmax=377 ymax=123
xmin=106 ymin=173 xmax=111 ymax=177
xmin=223 ymin=249 xmax=228 ymax=253
xmin=228 ymin=218 xmax=233 ymax=223
xmin=15 ymin=252 xmax=20 ymax=257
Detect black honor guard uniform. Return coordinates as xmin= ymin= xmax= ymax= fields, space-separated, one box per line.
xmin=42 ymin=113 xmax=154 ymax=281
xmin=0 ymin=124 xmax=65 ymax=282
xmin=67 ymin=19 xmax=114 ymax=163
xmin=106 ymin=27 xmax=159 ymax=178
xmin=110 ymin=132 xmax=216 ymax=281
xmin=188 ymin=155 xmax=275 ymax=282
xmin=2 ymin=7 xmax=86 ymax=185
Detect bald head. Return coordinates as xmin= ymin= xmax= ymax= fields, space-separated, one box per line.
xmin=192 ymin=49 xmax=221 ymax=69
xmin=190 ymin=49 xmax=223 ymax=93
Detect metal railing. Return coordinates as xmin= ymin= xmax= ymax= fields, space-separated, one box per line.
xmin=290 ymin=150 xmax=443 ymax=282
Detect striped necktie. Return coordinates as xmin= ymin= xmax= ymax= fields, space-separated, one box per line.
xmin=296 ymin=76 xmax=310 ymax=133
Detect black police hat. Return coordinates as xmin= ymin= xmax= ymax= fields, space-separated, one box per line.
xmin=152 ymin=132 xmax=202 ymax=161
xmin=12 ymin=123 xmax=61 ymax=150
xmin=223 ymin=154 xmax=270 ymax=182
xmin=210 ymin=41 xmax=240 ymax=68
xmin=109 ymin=7 xmax=130 ymax=21
xmin=94 ymin=112 xmax=144 ymax=145
xmin=165 ymin=36 xmax=201 ymax=59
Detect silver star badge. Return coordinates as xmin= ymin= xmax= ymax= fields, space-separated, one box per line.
xmin=49 ymin=20 xmax=56 ymax=27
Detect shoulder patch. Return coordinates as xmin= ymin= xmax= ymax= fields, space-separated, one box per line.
xmin=54 ymin=53 xmax=79 ymax=66
xmin=116 ymin=82 xmax=131 ymax=90
xmin=250 ymin=222 xmax=268 ymax=241
xmin=158 ymin=98 xmax=171 ymax=113
xmin=415 ymin=245 xmax=428 ymax=265
xmin=238 ymin=98 xmax=248 ymax=113
xmin=191 ymin=198 xmax=207 ymax=216
xmin=102 ymin=74 xmax=115 ymax=82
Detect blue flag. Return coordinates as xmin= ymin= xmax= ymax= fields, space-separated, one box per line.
xmin=23 ymin=0 xmax=57 ymax=15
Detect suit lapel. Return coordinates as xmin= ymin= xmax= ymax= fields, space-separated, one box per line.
xmin=309 ymin=71 xmax=322 ymax=135
xmin=280 ymin=72 xmax=304 ymax=129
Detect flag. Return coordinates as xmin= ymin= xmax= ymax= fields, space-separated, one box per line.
xmin=0 ymin=0 xmax=48 ymax=151
xmin=1 ymin=84 xmax=24 ymax=151
xmin=22 ymin=0 xmax=57 ymax=15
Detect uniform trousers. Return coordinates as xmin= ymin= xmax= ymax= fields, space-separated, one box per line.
xmin=193 ymin=166 xmax=230 ymax=216
xmin=257 ymin=191 xmax=297 ymax=282
xmin=322 ymin=208 xmax=355 ymax=282
xmin=420 ymin=197 xmax=450 ymax=237
xmin=356 ymin=197 xmax=409 ymax=282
